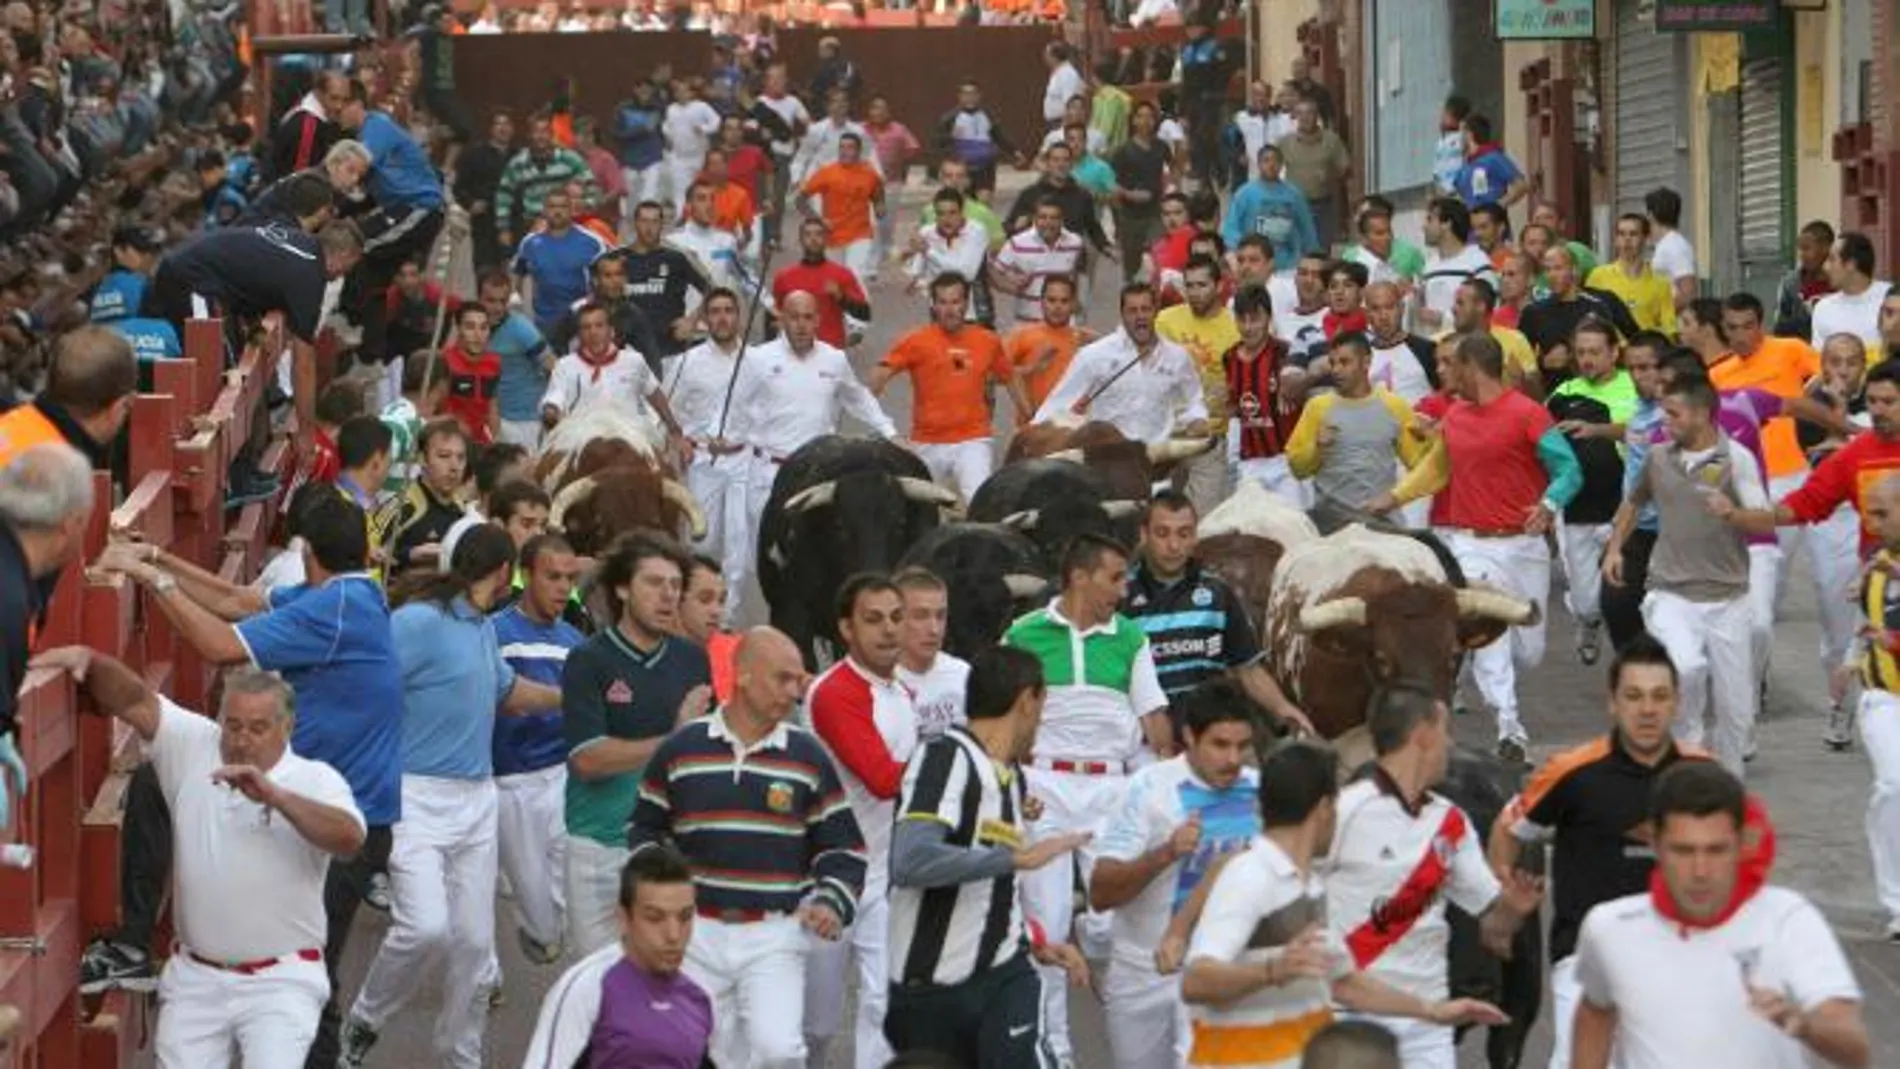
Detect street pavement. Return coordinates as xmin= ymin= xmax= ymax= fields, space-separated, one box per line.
xmin=336 ymin=173 xmax=1900 ymax=1067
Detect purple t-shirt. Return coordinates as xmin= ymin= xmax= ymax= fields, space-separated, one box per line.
xmin=1648 ymin=387 xmax=1778 ymax=546
xmin=588 ymin=960 xmax=713 ymax=1069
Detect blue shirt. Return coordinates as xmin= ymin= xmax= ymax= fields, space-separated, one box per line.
xmin=1623 ymin=396 xmax=1664 ymax=532
xmin=235 ymin=575 xmax=403 ymax=824
xmin=1221 ymin=179 xmax=1318 ymax=271
xmin=492 ymin=604 xmax=583 ymax=775
xmin=359 ymin=111 xmax=446 ymax=212
xmin=90 ymin=269 xmax=149 ymax=323
xmin=490 ymin=311 xmax=552 ymax=421
xmin=513 ymin=227 xmax=610 ymax=327
xmin=391 ymin=596 xmax=517 ymax=779
xmin=110 ymin=317 xmax=183 ymax=362
xmin=614 ymin=102 xmax=665 ymax=170
xmin=1453 ymin=148 xmax=1522 ymax=209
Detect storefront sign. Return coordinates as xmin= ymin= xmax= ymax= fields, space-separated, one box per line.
xmin=1653 ymin=0 xmax=1781 ymax=32
xmin=1495 ymin=0 xmax=1597 ymax=40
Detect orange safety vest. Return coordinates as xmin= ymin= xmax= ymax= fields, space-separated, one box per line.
xmin=0 ymin=404 xmax=66 ymax=471
xmin=707 ymin=630 xmax=739 ymax=704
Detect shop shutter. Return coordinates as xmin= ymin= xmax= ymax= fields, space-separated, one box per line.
xmin=1737 ymin=56 xmax=1785 ymax=264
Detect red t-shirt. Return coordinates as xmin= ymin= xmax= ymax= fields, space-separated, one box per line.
xmin=442 ymin=345 xmax=501 ymax=444
xmin=1436 ymin=390 xmax=1554 ymax=532
xmin=1323 ymin=308 xmax=1368 ymax=340
xmin=773 ymin=260 xmax=867 ymax=348
xmin=726 ymin=144 xmax=773 ymax=203
xmin=310 ymin=428 xmax=340 ymax=484
xmin=1782 ymin=430 xmax=1900 ymax=555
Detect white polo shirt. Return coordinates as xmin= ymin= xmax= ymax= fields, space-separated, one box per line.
xmin=993 ymin=227 xmax=1086 ymax=323
xmin=1323 ymin=774 xmax=1499 ymax=1001
xmin=1574 ymin=886 xmax=1861 ymax=1069
xmin=1096 ymin=755 xmax=1259 ymax=964
xmin=897 ymin=652 xmax=971 ymax=740
xmin=1185 ymin=835 xmax=1347 ymax=1069
xmin=152 ymin=699 xmax=362 ymax=964
xmin=1032 ymin=328 xmax=1212 ymax=445
xmin=542 ymin=346 xmax=661 ymax=420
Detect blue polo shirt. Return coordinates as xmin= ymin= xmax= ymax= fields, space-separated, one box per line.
xmin=491 ymin=311 xmax=552 ymax=422
xmin=359 ymin=110 xmax=446 ymax=212
xmin=111 ymin=317 xmax=183 ymax=362
xmin=513 ymin=227 xmax=609 ymax=328
xmin=90 ymin=269 xmax=149 ymax=323
xmin=493 ymin=603 xmax=584 ymax=776
xmin=392 ymin=596 xmax=517 ymax=780
xmin=1453 ymin=148 xmax=1523 ymax=209
xmin=235 ymin=575 xmax=403 ymax=825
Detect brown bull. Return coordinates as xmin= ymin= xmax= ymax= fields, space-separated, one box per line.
xmin=1004 ymin=420 xmax=1215 ymax=501
xmin=534 ymin=405 xmax=706 ymax=556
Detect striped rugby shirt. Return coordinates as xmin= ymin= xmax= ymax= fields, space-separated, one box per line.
xmin=628 ymin=710 xmax=867 ymax=925
xmin=1004 ymin=601 xmax=1166 ymax=764
xmin=889 ymin=725 xmax=1031 ymax=988
xmin=992 ymin=226 xmax=1085 ymax=323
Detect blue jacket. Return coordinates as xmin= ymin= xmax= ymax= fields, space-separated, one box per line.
xmin=614 ymin=102 xmax=666 ymax=171
xmin=359 ymin=110 xmax=446 ymax=212
xmin=1221 ymin=179 xmax=1318 ymax=271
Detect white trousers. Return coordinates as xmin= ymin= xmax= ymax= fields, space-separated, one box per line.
xmin=1445 ymin=532 xmax=1551 ymax=741
xmin=156 ymin=953 xmax=327 ymax=1069
xmin=684 ymin=914 xmax=809 ymax=1069
xmin=1808 ymin=504 xmax=1864 ymax=672
xmin=1338 ymin=1013 xmax=1452 ymax=1069
xmin=1861 ymin=690 xmax=1900 ymax=924
xmin=803 ymin=893 xmax=893 ymax=1069
xmin=622 ymin=164 xmax=664 ymax=224
xmin=350 ymin=775 xmax=498 ymax=1069
xmin=1547 ymin=954 xmax=1624 ymax=1069
xmin=835 ymin=238 xmax=875 ymax=284
xmin=496 ymin=764 xmax=567 ymax=949
xmin=1102 ymin=954 xmax=1189 ymax=1069
xmin=666 ymin=156 xmax=705 ymax=216
xmin=913 ymin=438 xmax=994 ymax=505
xmin=686 ymin=452 xmax=754 ymax=617
xmin=1645 ymin=589 xmax=1757 ymax=776
xmin=1021 ymin=765 xmax=1128 ymax=1062
xmin=1558 ymin=522 xmax=1612 ymax=626
xmin=1746 ymin=544 xmax=1782 ymax=694
xmin=497 ymin=419 xmax=543 ymax=453
xmin=564 ymin=834 xmax=631 ymax=957
xmin=1232 ymin=452 xmax=1310 ymax=509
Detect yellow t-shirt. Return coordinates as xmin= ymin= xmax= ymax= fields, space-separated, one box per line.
xmin=1492 ymin=325 xmax=1538 ymax=381
xmin=1586 ymin=263 xmax=1678 ymax=336
xmin=1155 ymin=304 xmax=1242 ymax=422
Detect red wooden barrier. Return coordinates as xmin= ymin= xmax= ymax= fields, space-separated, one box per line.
xmin=1 ymin=319 xmax=291 ymax=1069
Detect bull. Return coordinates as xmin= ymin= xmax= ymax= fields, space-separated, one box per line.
xmin=966 ymin=458 xmax=1145 ymax=567
xmin=896 ymin=523 xmax=1051 ymax=659
xmin=535 ymin=402 xmax=707 ymax=557
xmin=1195 ymin=481 xmax=1320 ymax=637
xmin=1003 ymin=419 xmax=1216 ymax=503
xmin=758 ymin=435 xmax=959 ymax=667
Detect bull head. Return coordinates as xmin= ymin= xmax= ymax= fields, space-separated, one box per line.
xmin=998 ymin=498 xmax=1143 ymax=531
xmin=1043 ymin=439 xmax=1214 ymax=467
xmin=784 ymin=477 xmax=960 ymax=514
xmin=550 ymin=475 xmax=709 ymax=540
xmin=1296 ymin=585 xmax=1538 ymax=634
xmin=1003 ymin=574 xmax=1049 ymax=598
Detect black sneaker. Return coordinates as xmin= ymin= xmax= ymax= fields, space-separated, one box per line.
xmin=364 ymin=872 xmax=391 ymax=913
xmin=1496 ymin=737 xmax=1528 ymax=766
xmin=223 ymin=468 xmax=279 ymax=511
xmin=338 ymin=1015 xmax=379 ymax=1069
xmin=517 ymin=926 xmax=563 ymax=967
xmin=1576 ymin=620 xmax=1602 ymax=667
xmin=78 ymin=939 xmax=156 ymax=995
xmin=1825 ymin=703 xmax=1855 ymax=752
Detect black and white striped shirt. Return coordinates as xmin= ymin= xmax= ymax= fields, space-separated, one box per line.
xmin=888 ymin=726 xmax=1029 ymax=989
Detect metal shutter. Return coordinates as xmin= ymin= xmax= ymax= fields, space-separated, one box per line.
xmin=1613 ymin=1 xmax=1683 ymax=217
xmin=1737 ymin=57 xmax=1785 ymax=264
xmin=1368 ymin=0 xmax=1452 ymax=193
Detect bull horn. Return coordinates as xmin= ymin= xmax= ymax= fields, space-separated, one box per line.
xmin=1297 ymin=596 xmax=1368 ymax=632
xmin=1147 ymin=438 xmax=1215 ymax=464
xmin=1045 ymin=448 xmax=1085 ymax=463
xmin=784 ymin=480 xmax=838 ymax=513
xmin=661 ymin=478 xmax=709 ymax=540
xmin=1101 ymin=499 xmax=1145 ymax=519
xmin=897 ymin=477 xmax=961 ymax=507
xmin=999 ymin=509 xmax=1041 ymax=530
xmin=1003 ymin=573 xmax=1049 ymax=598
xmin=548 ymin=475 xmax=599 ymax=530
xmin=1455 ymin=587 xmax=1540 ymax=627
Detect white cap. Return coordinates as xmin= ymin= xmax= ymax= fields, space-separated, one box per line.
xmin=438 ymin=512 xmax=487 ymax=575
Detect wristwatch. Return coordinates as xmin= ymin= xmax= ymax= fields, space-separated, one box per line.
xmin=149 ymin=571 xmax=177 ymax=595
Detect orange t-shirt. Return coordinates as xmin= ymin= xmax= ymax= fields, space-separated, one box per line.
xmin=881 ymin=323 xmax=1007 ymax=443
xmin=1005 ymin=322 xmax=1085 ymax=410
xmin=802 ymin=162 xmax=882 ymax=247
xmin=1707 ymin=336 xmax=1821 ymax=480
xmin=710 ymin=182 xmax=756 ymax=236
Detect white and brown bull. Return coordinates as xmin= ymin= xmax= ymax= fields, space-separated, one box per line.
xmin=532 ymin=402 xmax=708 ymax=557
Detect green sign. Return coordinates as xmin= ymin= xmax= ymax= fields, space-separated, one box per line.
xmin=1495 ymin=0 xmax=1597 ymax=40
xmin=1653 ymin=0 xmax=1781 ymax=32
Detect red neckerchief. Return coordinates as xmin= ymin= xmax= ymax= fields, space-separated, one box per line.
xmin=576 ymin=343 xmax=617 ymax=384
xmin=1466 ymin=141 xmax=1504 ymax=162
xmin=1648 ymin=795 xmax=1776 ymax=934
xmin=1323 ymin=308 xmax=1367 ymax=340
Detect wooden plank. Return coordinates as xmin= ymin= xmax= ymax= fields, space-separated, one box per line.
xmin=107 ymin=472 xmax=174 ymax=549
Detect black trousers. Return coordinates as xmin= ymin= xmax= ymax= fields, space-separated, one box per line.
xmin=1601 ymin=527 xmax=1657 ymax=652
xmin=884 ymin=952 xmax=1051 ymax=1068
xmin=357 ymin=205 xmax=446 ymax=365
xmin=305 ymin=823 xmax=393 ymax=1069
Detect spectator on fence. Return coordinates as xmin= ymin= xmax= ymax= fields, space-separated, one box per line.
xmin=36 ymin=649 xmax=363 ymax=1069
xmin=0 ymin=443 xmax=94 ymax=828
xmin=0 ymin=324 xmax=135 ymax=471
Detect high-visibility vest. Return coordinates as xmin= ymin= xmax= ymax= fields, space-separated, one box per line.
xmin=0 ymin=405 xmax=69 ymax=471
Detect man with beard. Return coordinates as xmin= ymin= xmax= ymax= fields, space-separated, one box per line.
xmin=773 ymin=216 xmax=872 ymax=349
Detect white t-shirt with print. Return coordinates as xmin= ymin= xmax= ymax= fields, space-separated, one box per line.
xmin=897 ymin=653 xmax=971 ymax=740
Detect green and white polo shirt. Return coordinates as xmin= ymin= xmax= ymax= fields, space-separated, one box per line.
xmin=1004 ymin=600 xmax=1167 ymax=764
xmin=378 ymin=397 xmax=423 ymax=502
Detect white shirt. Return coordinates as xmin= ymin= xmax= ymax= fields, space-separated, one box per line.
xmin=542 ymin=346 xmax=661 ymax=420
xmin=153 ymin=699 xmax=362 ymax=962
xmin=1128 ymin=0 xmax=1177 ymax=26
xmin=1420 ymin=244 xmax=1498 ymax=325
xmin=1323 ymin=776 xmax=1499 ymax=1001
xmin=804 ymin=657 xmax=918 ymax=899
xmin=729 ymin=336 xmax=898 ymax=459
xmin=1369 ymin=338 xmax=1433 ymax=405
xmin=897 ymin=652 xmax=971 ymax=739
xmin=907 ymin=221 xmax=990 ymax=295
xmin=664 ymin=337 xmax=746 ymax=443
xmin=1186 ymin=836 xmax=1351 ymax=1069
xmin=1158 ymin=118 xmax=1188 ymax=154
xmin=1043 ymin=62 xmax=1085 ymax=125
xmin=665 ymin=223 xmax=741 ymax=296
xmin=1810 ymin=279 xmax=1893 ymax=355
xmin=1039 ymin=126 xmax=1109 ymax=157
xmin=663 ymin=100 xmax=722 ymax=165
xmin=1035 ymin=328 xmax=1210 ymax=445
xmin=993 ymin=226 xmax=1086 ymax=323
xmin=1230 ymin=110 xmax=1280 ymax=172
xmin=1650 ymin=229 xmax=1697 ymax=283
xmin=1575 ymin=886 xmax=1861 ymax=1069
xmin=758 ymin=92 xmax=811 ymax=158
xmin=1095 ymin=755 xmax=1260 ymax=962
xmin=255 ymin=538 xmax=308 ymax=592
xmin=1274 ymin=303 xmax=1328 ymax=368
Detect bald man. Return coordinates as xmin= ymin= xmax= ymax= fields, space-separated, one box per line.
xmin=628 ymin=625 xmax=867 ymax=1069
xmin=0 ymin=325 xmax=136 ymax=471
xmin=1516 ymin=245 xmax=1640 ymax=390
xmin=1363 ymin=280 xmax=1436 ymax=405
xmin=1301 ymin=1020 xmax=1401 ymax=1069
xmin=271 ymin=71 xmax=350 ymax=180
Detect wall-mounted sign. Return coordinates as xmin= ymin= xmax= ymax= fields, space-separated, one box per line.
xmin=1495 ymin=0 xmax=1597 ymax=39
xmin=1653 ymin=0 xmax=1782 ymax=32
